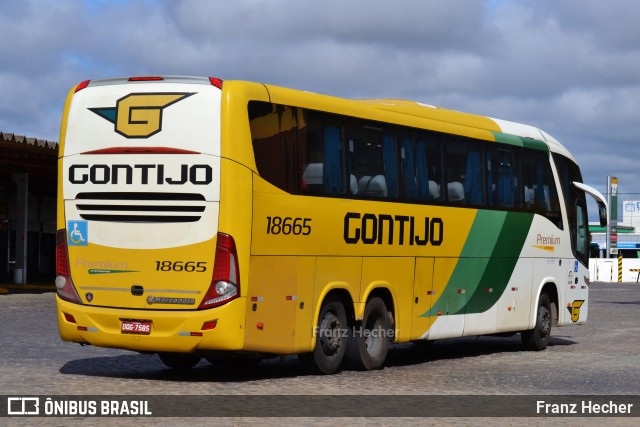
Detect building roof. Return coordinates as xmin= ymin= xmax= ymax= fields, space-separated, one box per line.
xmin=0 ymin=130 xmax=58 ymax=177
xmin=0 ymin=131 xmax=58 ymax=150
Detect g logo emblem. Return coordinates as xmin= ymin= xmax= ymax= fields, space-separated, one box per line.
xmin=568 ymin=300 xmax=585 ymax=322
xmin=90 ymin=92 xmax=194 ymax=138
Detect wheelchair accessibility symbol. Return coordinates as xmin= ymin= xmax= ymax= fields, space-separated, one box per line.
xmin=68 ymin=220 xmax=88 ymax=246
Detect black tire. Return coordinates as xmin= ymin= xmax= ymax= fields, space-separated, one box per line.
xmin=522 ymin=293 xmax=552 ymax=351
xmin=158 ymin=352 xmax=201 ymax=370
xmin=412 ymin=339 xmax=435 ymax=348
xmin=299 ymin=296 xmax=348 ymax=375
xmin=345 ymin=297 xmax=391 ymax=370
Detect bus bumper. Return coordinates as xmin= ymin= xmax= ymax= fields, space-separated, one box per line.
xmin=56 ymin=296 xmax=246 ymax=353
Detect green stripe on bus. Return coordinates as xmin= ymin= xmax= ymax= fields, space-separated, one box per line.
xmin=420 ymin=211 xmax=534 ymax=317
xmin=422 ymin=210 xmax=505 ymax=317
xmin=521 ymin=138 xmax=548 ymax=151
xmin=460 ymin=212 xmax=533 ymax=314
xmin=492 ymin=131 xmax=549 ymax=152
xmin=492 ymin=132 xmax=523 ymax=147
xmin=459 ymin=210 xmax=506 ymax=257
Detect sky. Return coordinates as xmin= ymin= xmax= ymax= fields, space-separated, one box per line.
xmin=1 ymin=0 xmax=639 ymax=213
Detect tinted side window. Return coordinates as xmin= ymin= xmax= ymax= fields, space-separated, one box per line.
xmin=575 ymin=201 xmax=589 ymax=265
xmin=300 ymin=111 xmax=346 ymax=196
xmin=522 ymin=150 xmax=562 ymax=227
xmin=249 ymin=102 xmax=298 ymax=193
xmin=553 ymin=153 xmax=584 ymax=206
xmin=347 ymin=121 xmax=399 ymax=199
xmin=400 ymin=129 xmax=444 ymax=202
xmin=249 ymin=101 xmax=563 ymax=230
xmin=250 ymin=102 xmax=347 ymax=196
xmin=553 ymin=153 xmax=586 ymax=260
xmin=488 ymin=147 xmax=521 ymax=209
xmin=444 ymin=137 xmax=484 ymax=206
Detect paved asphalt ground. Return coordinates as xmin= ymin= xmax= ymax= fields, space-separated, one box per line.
xmin=0 ymin=282 xmax=638 ymax=426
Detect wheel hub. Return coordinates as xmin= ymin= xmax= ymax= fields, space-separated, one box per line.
xmin=319 ymin=312 xmax=341 ymax=355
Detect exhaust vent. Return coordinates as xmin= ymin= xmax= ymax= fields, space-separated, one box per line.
xmin=74 ymin=192 xmax=206 ymax=223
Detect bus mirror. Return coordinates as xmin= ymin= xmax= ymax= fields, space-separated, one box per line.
xmin=572 ymin=182 xmax=608 ymax=228
xmin=598 ymin=202 xmax=607 ymax=227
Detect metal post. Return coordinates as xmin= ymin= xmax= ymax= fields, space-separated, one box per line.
xmin=11 ymin=173 xmax=28 ymax=284
xmin=607 ymin=176 xmax=618 ymax=258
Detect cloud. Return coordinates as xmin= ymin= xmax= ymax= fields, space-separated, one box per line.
xmin=1 ymin=0 xmax=639 ymax=207
xmin=170 ymin=0 xmax=491 ymax=51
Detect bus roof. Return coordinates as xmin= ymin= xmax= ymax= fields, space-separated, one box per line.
xmin=357 ymin=98 xmax=575 ymax=162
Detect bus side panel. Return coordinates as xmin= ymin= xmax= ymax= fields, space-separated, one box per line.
xmin=218 ymin=157 xmax=254 ymax=302
xmin=360 ymin=257 xmax=414 ymax=343
xmin=424 ymin=257 xmax=464 ymax=340
xmin=56 ymin=86 xmax=73 ymax=233
xmin=560 ymin=258 xmax=589 ymax=326
xmin=530 ymin=258 xmax=565 ymax=329
xmin=244 ymin=254 xmax=369 ymax=355
xmin=57 ymin=157 xmax=65 ymax=231
xmin=494 ymin=259 xmax=533 ymax=333
xmin=313 ymin=256 xmax=362 ymax=326
xmin=293 ymin=256 xmax=318 ymax=352
xmin=567 ymin=260 xmax=589 ymax=324
xmin=410 ymin=257 xmax=436 ymax=340
xmin=244 ymin=256 xmax=300 ymax=353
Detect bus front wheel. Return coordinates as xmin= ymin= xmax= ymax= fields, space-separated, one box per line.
xmin=345 ymin=297 xmax=391 ymax=370
xmin=299 ymin=296 xmax=348 ymax=375
xmin=522 ymin=293 xmax=552 ymax=351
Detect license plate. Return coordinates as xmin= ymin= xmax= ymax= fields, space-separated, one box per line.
xmin=121 ymin=320 xmax=152 ymax=335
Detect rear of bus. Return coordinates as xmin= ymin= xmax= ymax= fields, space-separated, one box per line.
xmin=56 ymin=76 xmax=246 ymax=361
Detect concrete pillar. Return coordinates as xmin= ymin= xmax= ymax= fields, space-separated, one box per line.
xmin=12 ymin=173 xmax=28 ymax=284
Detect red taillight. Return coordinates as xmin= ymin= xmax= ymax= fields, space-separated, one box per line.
xmin=56 ymin=230 xmax=70 ymax=276
xmin=198 ymin=233 xmax=240 ymax=309
xmin=212 ymin=234 xmax=238 ymax=284
xmin=209 ymin=77 xmax=223 ymax=89
xmin=75 ymin=80 xmax=90 ymax=92
xmin=128 ymin=76 xmax=164 ymax=81
xmin=55 ymin=229 xmax=82 ymax=304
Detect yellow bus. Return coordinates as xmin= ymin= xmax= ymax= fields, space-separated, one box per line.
xmin=56 ymin=76 xmax=607 ymax=374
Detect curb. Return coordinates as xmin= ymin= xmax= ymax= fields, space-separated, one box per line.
xmin=0 ymin=284 xmax=56 ymax=294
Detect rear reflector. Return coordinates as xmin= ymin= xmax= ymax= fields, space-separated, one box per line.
xmin=75 ymin=80 xmax=90 ymax=92
xmin=209 ymin=77 xmax=223 ymax=89
xmin=202 ymin=320 xmax=218 ymax=330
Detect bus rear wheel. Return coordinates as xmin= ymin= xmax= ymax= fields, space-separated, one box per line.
xmin=158 ymin=352 xmax=201 ymax=370
xmin=299 ymin=296 xmax=348 ymax=375
xmin=522 ymin=293 xmax=552 ymax=351
xmin=345 ymin=297 xmax=391 ymax=370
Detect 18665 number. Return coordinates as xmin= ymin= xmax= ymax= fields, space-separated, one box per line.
xmin=266 ymin=217 xmax=311 ymax=235
xmin=155 ymin=261 xmax=207 ymax=272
